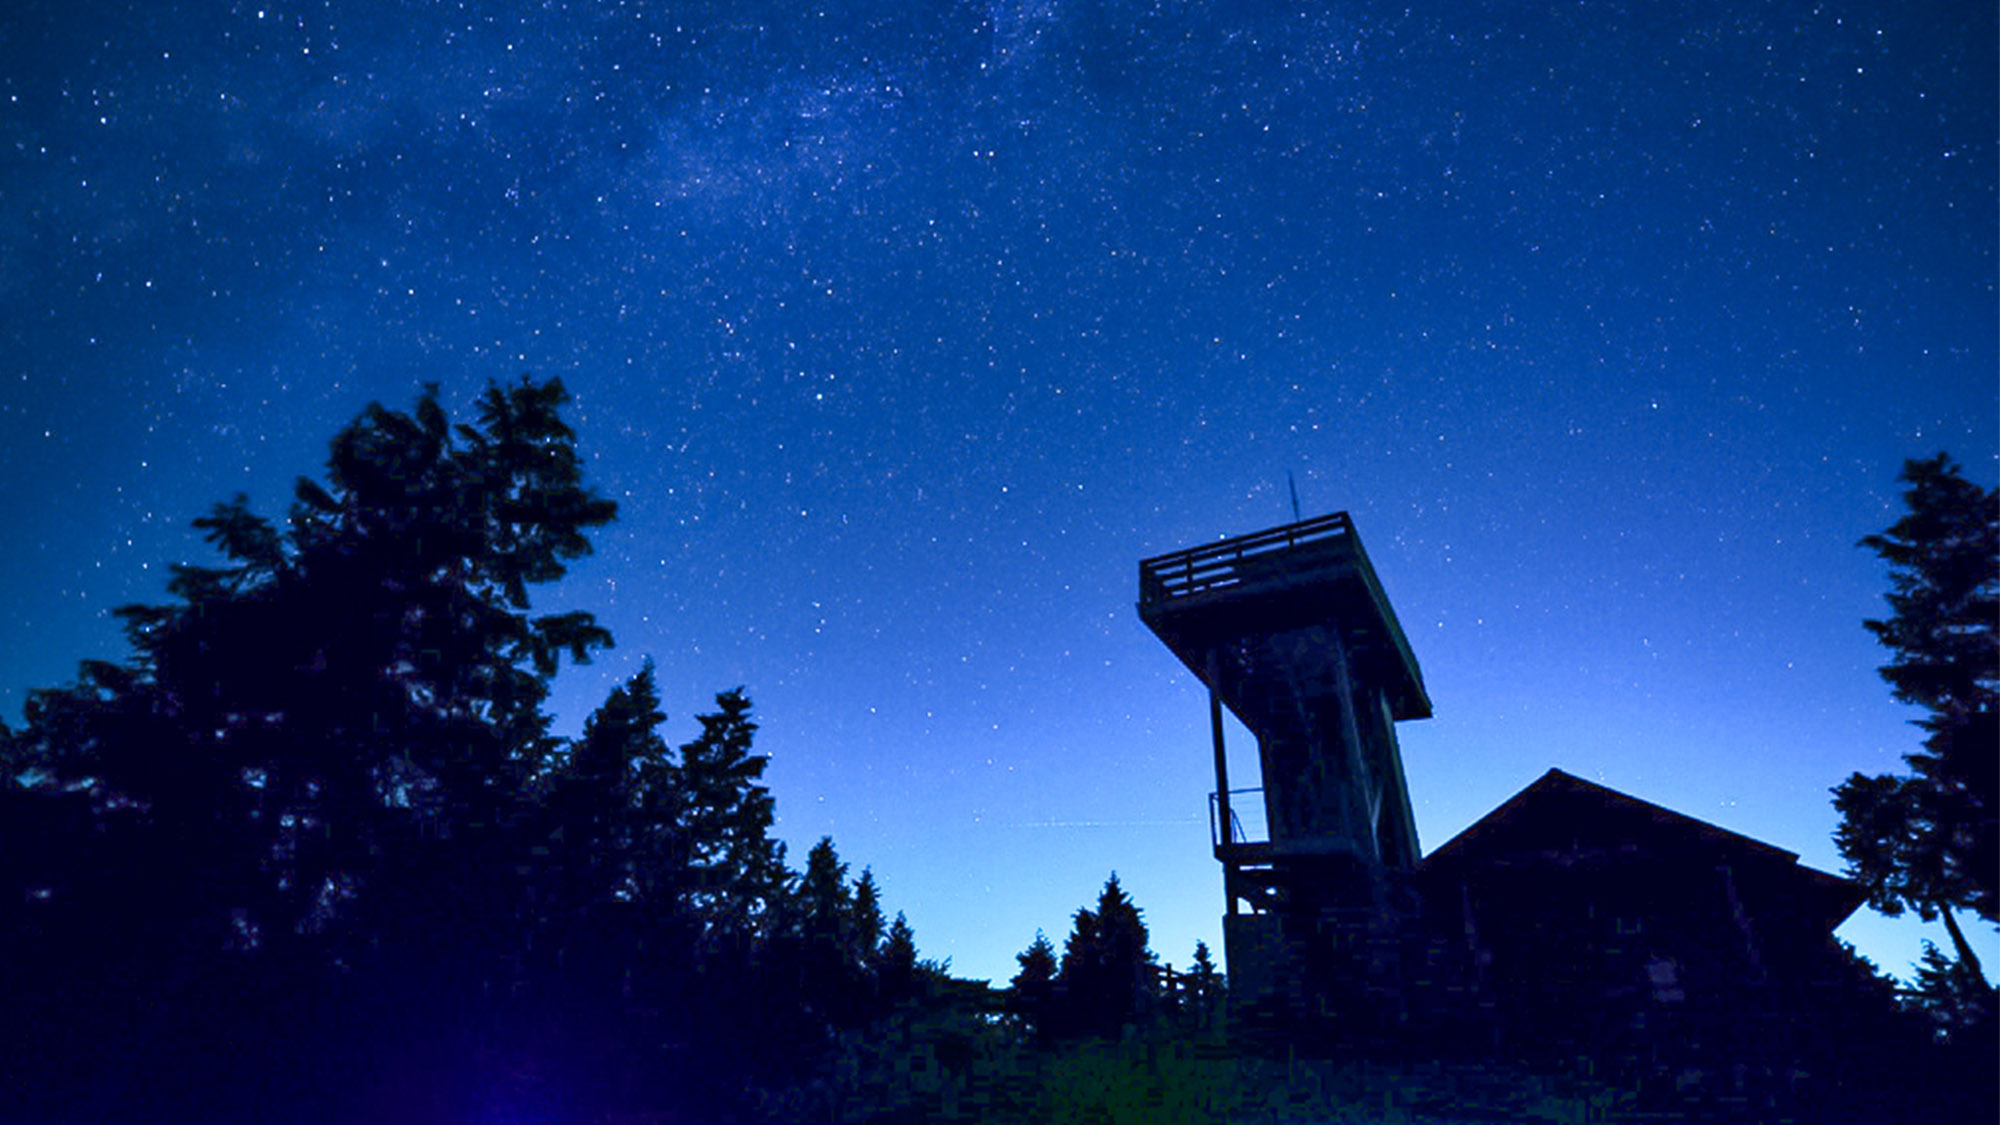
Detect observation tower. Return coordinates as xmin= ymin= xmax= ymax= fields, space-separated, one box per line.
xmin=1138 ymin=512 xmax=1431 ymax=1026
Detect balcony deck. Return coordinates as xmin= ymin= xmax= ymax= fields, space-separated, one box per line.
xmin=1138 ymin=512 xmax=1431 ymax=720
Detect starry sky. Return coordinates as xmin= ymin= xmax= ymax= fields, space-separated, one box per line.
xmin=3 ymin=0 xmax=1994 ymax=987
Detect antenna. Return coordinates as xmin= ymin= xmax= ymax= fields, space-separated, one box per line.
xmin=1287 ymin=471 xmax=1302 ymax=523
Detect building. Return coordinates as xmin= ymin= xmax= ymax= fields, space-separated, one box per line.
xmin=1418 ymin=767 xmax=1872 ymax=1071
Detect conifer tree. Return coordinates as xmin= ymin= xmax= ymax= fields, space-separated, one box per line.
xmin=849 ymin=867 xmax=886 ymax=966
xmin=549 ymin=663 xmax=673 ymax=903
xmin=876 ymin=911 xmax=922 ymax=1004
xmin=1834 ymin=453 xmax=1997 ymax=1037
xmin=787 ymin=836 xmax=865 ymax=1025
xmin=1184 ymin=939 xmax=1224 ymax=1027
xmin=797 ymin=836 xmax=852 ymax=938
xmin=674 ymin=688 xmax=787 ymax=948
xmin=1008 ymin=930 xmax=1059 ymax=1040
xmin=1055 ymin=874 xmax=1158 ymax=1038
xmin=535 ymin=663 xmax=694 ymax=994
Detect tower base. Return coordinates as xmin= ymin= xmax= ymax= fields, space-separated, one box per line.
xmin=1223 ymin=858 xmax=1425 ymax=1047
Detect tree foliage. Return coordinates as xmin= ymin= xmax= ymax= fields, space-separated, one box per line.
xmin=877 ymin=910 xmax=924 ymax=1001
xmin=0 ymin=377 xmax=635 ymax=1117
xmin=1009 ymin=929 xmax=1060 ymax=1040
xmin=779 ymin=836 xmax=896 ymax=1029
xmin=1181 ymin=939 xmax=1225 ymax=1028
xmin=677 ymin=688 xmax=789 ymax=946
xmin=1834 ymin=452 xmax=1998 ymax=1039
xmin=0 ymin=377 xmax=947 ymax=1123
xmin=1041 ymin=873 xmax=1161 ymax=1039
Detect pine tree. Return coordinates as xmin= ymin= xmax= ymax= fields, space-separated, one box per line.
xmin=797 ymin=836 xmax=852 ymax=939
xmin=674 ymin=689 xmax=787 ymax=948
xmin=1834 ymin=453 xmax=1997 ymax=1037
xmin=1008 ymin=930 xmax=1059 ymax=1040
xmin=849 ymin=867 xmax=886 ymax=966
xmin=548 ymin=663 xmax=673 ymax=905
xmin=1906 ymin=941 xmax=1996 ymax=1043
xmin=876 ymin=911 xmax=922 ymax=1005
xmin=1184 ymin=939 xmax=1224 ymax=1027
xmin=1055 ymin=874 xmax=1158 ymax=1038
xmin=788 ymin=836 xmax=864 ymax=1025
xmin=538 ymin=664 xmax=694 ymax=973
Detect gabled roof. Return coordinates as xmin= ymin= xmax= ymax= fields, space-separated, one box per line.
xmin=1421 ymin=768 xmax=1865 ymax=932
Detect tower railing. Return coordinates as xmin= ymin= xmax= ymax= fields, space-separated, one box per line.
xmin=1139 ymin=512 xmax=1354 ymax=607
xmin=1209 ymin=788 xmax=1269 ymax=849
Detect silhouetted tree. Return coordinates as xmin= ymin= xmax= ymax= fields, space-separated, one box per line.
xmin=1008 ymin=929 xmax=1059 ymax=1040
xmin=675 ymin=688 xmax=788 ymax=949
xmin=1834 ymin=453 xmax=1997 ymax=1039
xmin=1 ymin=377 xmax=620 ymax=1120
xmin=876 ymin=910 xmax=922 ymax=1005
xmin=1055 ymin=873 xmax=1159 ymax=1038
xmin=537 ymin=663 xmax=681 ymax=923
xmin=783 ymin=835 xmax=876 ymax=1028
xmin=849 ymin=866 xmax=886 ymax=966
xmin=515 ymin=663 xmax=695 ymax=1109
xmin=1184 ymin=939 xmax=1224 ymax=1028
xmin=796 ymin=837 xmax=851 ymax=935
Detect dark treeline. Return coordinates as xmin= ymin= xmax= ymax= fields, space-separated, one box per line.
xmin=1006 ymin=874 xmax=1222 ymax=1045
xmin=0 ymin=379 xmax=961 ymax=1122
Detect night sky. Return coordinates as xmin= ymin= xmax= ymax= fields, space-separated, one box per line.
xmin=4 ymin=0 xmax=1994 ymax=988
